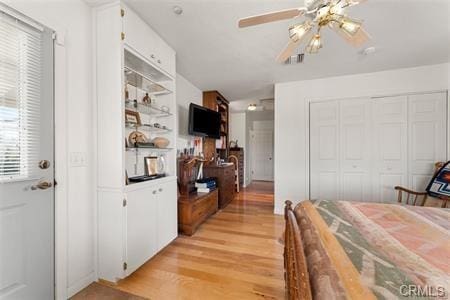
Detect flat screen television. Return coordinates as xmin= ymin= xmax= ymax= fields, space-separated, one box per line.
xmin=188 ymin=103 xmax=221 ymax=139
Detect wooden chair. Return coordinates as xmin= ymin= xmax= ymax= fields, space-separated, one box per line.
xmin=228 ymin=155 xmax=240 ymax=193
xmin=284 ymin=201 xmax=312 ymax=300
xmin=395 ymin=162 xmax=447 ymax=207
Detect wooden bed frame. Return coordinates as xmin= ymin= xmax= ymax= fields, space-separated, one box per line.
xmin=284 ymin=200 xmax=312 ymax=300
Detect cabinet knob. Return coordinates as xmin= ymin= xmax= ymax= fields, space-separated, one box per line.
xmin=151 ymin=54 xmax=155 ymax=58
xmin=157 ymin=59 xmax=161 ymax=64
xmin=152 ymin=190 xmax=157 ymax=194
xmin=158 ymin=188 xmax=163 ymax=192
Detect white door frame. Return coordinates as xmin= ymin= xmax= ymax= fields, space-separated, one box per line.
xmin=250 ymin=129 xmax=274 ymax=182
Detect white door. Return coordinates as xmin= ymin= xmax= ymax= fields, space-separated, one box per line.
xmin=339 ymin=99 xmax=371 ymax=201
xmin=372 ymin=96 xmax=408 ymax=202
xmin=156 ymin=180 xmax=177 ymax=251
xmin=408 ymin=92 xmax=447 ymax=191
xmin=251 ymin=130 xmax=274 ymax=181
xmin=0 ymin=10 xmax=55 ymax=300
xmin=310 ymin=101 xmax=339 ymax=200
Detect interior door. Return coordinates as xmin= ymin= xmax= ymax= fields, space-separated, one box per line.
xmin=0 ymin=10 xmax=54 ymax=300
xmin=408 ymin=92 xmax=447 ymax=191
xmin=251 ymin=130 xmax=274 ymax=181
xmin=339 ymin=99 xmax=371 ymax=201
xmin=310 ymin=101 xmax=339 ymax=200
xmin=372 ymin=96 xmax=408 ymax=202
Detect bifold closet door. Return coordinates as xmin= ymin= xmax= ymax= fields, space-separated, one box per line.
xmin=372 ymin=96 xmax=408 ymax=202
xmin=310 ymin=101 xmax=339 ymax=200
xmin=339 ymin=99 xmax=372 ymax=201
xmin=408 ymin=92 xmax=447 ymax=191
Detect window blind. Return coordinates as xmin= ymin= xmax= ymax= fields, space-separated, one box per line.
xmin=0 ymin=12 xmax=43 ymax=181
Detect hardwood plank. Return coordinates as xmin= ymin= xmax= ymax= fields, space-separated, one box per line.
xmin=107 ymin=182 xmax=285 ymax=299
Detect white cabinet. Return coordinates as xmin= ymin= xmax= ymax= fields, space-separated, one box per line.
xmin=125 ymin=178 xmax=177 ymax=276
xmin=95 ymin=3 xmax=178 ymax=283
xmin=122 ymin=3 xmax=176 ymax=77
xmin=310 ymin=92 xmax=448 ymax=203
xmin=156 ymin=180 xmax=178 ymax=251
xmin=125 ymin=187 xmax=157 ymax=276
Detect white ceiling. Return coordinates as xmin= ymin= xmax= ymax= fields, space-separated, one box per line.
xmin=123 ymin=0 xmax=449 ymax=101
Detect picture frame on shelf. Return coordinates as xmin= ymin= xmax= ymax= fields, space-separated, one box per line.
xmin=125 ymin=109 xmax=141 ymax=125
xmin=144 ymin=156 xmax=158 ymax=176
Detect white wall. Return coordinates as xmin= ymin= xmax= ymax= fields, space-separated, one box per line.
xmin=176 ymin=73 xmax=202 ymax=151
xmin=274 ymin=63 xmax=450 ymax=215
xmin=4 ymin=0 xmax=95 ymax=298
xmin=229 ymin=112 xmax=246 ymax=185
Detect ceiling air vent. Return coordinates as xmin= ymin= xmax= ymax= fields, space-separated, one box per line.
xmin=285 ymin=53 xmax=304 ymax=65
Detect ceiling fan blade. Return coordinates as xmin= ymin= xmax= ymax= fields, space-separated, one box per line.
xmin=276 ymin=39 xmax=302 ymax=63
xmin=331 ymin=24 xmax=371 ymax=48
xmin=239 ymin=8 xmax=306 ymax=28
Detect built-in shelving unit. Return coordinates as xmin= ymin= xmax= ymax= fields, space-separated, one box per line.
xmin=203 ymin=91 xmax=230 ymax=160
xmin=96 ymin=2 xmax=177 ymax=283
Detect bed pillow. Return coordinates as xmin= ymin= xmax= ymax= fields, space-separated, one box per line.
xmin=426 ymin=161 xmax=450 ymax=199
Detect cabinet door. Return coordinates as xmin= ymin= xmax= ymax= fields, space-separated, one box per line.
xmin=310 ymin=101 xmax=339 ymax=200
xmin=122 ymin=4 xmax=175 ymax=77
xmin=156 ymin=179 xmax=178 ymax=251
xmin=126 ymin=188 xmax=157 ymax=276
xmin=408 ymin=92 xmax=447 ymax=191
xmin=339 ymin=99 xmax=372 ymax=201
xmin=372 ymin=96 xmax=408 ymax=202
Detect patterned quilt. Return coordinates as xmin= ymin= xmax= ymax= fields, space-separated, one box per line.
xmin=294 ymin=200 xmax=450 ymax=300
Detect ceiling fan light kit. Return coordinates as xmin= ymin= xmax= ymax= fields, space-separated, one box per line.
xmin=238 ymin=0 xmax=371 ymax=62
xmin=306 ymin=34 xmax=323 ymax=54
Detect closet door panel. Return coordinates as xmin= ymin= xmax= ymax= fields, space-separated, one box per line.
xmin=310 ymin=101 xmax=339 ymax=200
xmin=339 ymin=99 xmax=371 ymax=201
xmin=408 ymin=92 xmax=447 ymax=191
xmin=372 ymin=96 xmax=408 ymax=202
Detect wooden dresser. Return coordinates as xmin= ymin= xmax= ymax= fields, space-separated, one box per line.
xmin=178 ymin=190 xmax=218 ymax=236
xmin=229 ymin=147 xmax=244 ymax=188
xmin=203 ymin=164 xmax=235 ymax=209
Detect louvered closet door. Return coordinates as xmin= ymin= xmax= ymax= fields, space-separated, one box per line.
xmin=408 ymin=92 xmax=447 ymax=191
xmin=310 ymin=101 xmax=339 ymax=201
xmin=339 ymin=99 xmax=372 ymax=201
xmin=372 ymin=96 xmax=408 ymax=202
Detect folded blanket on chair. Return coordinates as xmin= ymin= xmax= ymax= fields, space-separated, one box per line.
xmin=426 ymin=161 xmax=450 ymax=199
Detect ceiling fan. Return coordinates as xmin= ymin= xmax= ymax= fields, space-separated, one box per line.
xmin=238 ymin=0 xmax=370 ymax=63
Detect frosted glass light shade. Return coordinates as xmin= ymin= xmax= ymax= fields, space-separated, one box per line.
xmin=339 ymin=16 xmax=362 ymax=36
xmin=305 ymin=34 xmax=322 ymax=54
xmin=288 ymin=21 xmax=313 ymax=43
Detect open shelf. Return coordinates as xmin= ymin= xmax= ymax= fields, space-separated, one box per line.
xmin=126 ymin=147 xmax=173 ymax=152
xmin=125 ymin=101 xmax=172 ymax=117
xmin=125 ymin=122 xmax=172 ymax=133
xmin=124 ymin=66 xmax=172 ymax=96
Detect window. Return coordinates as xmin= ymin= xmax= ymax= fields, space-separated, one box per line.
xmin=0 ymin=12 xmax=42 ymax=181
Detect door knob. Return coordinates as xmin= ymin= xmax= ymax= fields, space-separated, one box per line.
xmin=31 ymin=180 xmax=53 ymax=190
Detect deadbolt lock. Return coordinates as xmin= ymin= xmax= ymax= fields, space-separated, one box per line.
xmin=39 ymin=160 xmax=50 ymax=169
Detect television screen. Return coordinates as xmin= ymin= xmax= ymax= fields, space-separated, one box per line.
xmin=188 ymin=103 xmax=221 ymax=139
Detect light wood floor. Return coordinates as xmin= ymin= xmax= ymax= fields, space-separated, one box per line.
xmin=106 ymin=181 xmax=285 ymax=300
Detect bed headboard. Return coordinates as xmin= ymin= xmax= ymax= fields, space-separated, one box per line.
xmin=284 ymin=201 xmax=312 ymax=300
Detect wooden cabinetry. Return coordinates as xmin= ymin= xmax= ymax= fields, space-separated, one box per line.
xmin=203 ymin=164 xmax=235 ymax=209
xmin=95 ymin=2 xmax=177 ymax=283
xmin=178 ymin=190 xmax=219 ymax=236
xmin=203 ymin=91 xmax=230 ymax=160
xmin=230 ymin=148 xmax=244 ymax=188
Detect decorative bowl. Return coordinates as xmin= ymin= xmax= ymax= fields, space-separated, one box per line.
xmin=151 ymin=137 xmax=170 ymax=148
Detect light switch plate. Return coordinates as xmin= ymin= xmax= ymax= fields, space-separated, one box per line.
xmin=70 ymin=152 xmax=87 ymax=167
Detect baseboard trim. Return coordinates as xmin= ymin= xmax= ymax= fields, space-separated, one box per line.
xmin=67 ymin=271 xmax=96 ymax=298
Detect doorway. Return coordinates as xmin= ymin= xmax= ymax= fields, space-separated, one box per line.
xmin=0 ymin=7 xmax=55 ymax=299
xmin=250 ymin=129 xmax=274 ymax=181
